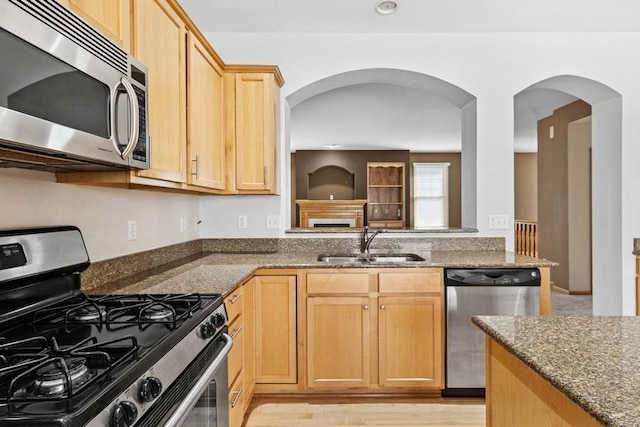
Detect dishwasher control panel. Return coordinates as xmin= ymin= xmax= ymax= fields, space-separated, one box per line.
xmin=445 ymin=268 xmax=540 ymax=286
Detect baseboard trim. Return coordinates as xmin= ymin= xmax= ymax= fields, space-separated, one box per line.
xmin=552 ymin=285 xmax=592 ymax=295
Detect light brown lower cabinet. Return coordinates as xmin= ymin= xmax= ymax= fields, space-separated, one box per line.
xmin=307 ymin=295 xmax=371 ymax=388
xmin=378 ymin=296 xmax=442 ymax=388
xmin=305 ymin=269 xmax=444 ymax=391
xmin=225 ymin=277 xmax=257 ymax=427
xmin=485 ymin=336 xmax=600 ymax=426
xmin=242 ymin=278 xmax=256 ymax=411
xmin=254 ymin=274 xmax=298 ymax=384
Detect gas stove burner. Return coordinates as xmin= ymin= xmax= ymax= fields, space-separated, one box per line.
xmin=71 ymin=305 xmax=106 ymax=323
xmin=141 ymin=304 xmax=174 ymax=322
xmin=32 ymin=357 xmax=90 ymax=397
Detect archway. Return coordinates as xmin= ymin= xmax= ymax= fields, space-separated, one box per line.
xmin=514 ymin=75 xmax=622 ymax=314
xmin=285 ymin=68 xmax=478 ymax=229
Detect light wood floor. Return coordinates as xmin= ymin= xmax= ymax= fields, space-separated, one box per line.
xmin=243 ymin=396 xmax=486 ymax=427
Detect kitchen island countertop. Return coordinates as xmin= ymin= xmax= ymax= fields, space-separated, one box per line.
xmin=86 ymin=250 xmax=556 ymax=297
xmin=473 ymin=315 xmax=640 ymax=427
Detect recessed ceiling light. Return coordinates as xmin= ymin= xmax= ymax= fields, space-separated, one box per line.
xmin=375 ymin=1 xmax=398 ymax=15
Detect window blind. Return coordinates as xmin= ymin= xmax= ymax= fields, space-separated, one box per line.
xmin=413 ymin=162 xmax=449 ymax=228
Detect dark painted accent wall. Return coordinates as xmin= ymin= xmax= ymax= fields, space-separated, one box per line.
xmin=292 ymin=150 xmax=410 ymax=226
xmin=538 ymin=100 xmax=591 ymax=291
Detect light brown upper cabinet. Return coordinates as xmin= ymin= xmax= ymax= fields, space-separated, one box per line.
xmin=56 ymin=0 xmax=284 ymax=196
xmin=59 ymin=0 xmax=131 ymax=50
xmin=225 ymin=68 xmax=284 ymax=194
xmin=133 ymin=0 xmax=187 ymax=184
xmin=186 ymin=33 xmax=226 ymax=191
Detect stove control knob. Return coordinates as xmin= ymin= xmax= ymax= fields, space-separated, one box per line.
xmin=111 ymin=400 xmax=138 ymax=427
xmin=200 ymin=321 xmax=215 ymax=339
xmin=139 ymin=376 xmax=163 ymax=402
xmin=211 ymin=313 xmax=226 ymax=328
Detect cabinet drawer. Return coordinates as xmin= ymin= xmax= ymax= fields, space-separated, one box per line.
xmin=228 ymin=374 xmax=244 ymax=427
xmin=379 ymin=270 xmax=442 ymax=294
xmin=307 ymin=273 xmax=370 ymax=294
xmin=228 ymin=316 xmax=243 ymax=385
xmin=225 ymin=287 xmax=244 ymax=323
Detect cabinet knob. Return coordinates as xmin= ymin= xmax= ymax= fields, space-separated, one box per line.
xmin=363 ymin=305 xmax=369 ymax=311
xmin=380 ymin=305 xmax=386 ymax=310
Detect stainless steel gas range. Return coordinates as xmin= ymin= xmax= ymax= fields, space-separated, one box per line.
xmin=0 ymin=226 xmax=232 ymax=427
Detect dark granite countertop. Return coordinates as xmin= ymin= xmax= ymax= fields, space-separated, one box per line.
xmin=85 ymin=250 xmax=556 ymax=297
xmin=286 ymin=227 xmax=479 ymax=234
xmin=633 ymin=238 xmax=640 ymax=255
xmin=472 ymin=315 xmax=640 ymax=427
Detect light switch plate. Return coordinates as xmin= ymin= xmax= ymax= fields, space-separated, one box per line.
xmin=266 ymin=215 xmax=280 ymax=229
xmin=489 ymin=214 xmax=509 ymax=229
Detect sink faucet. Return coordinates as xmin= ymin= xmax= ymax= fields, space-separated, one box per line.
xmin=360 ymin=226 xmax=386 ymax=253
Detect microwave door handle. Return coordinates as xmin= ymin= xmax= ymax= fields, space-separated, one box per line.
xmin=112 ymin=77 xmax=140 ymax=160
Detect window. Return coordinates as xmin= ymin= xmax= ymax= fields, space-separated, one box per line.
xmin=413 ymin=163 xmax=449 ymax=228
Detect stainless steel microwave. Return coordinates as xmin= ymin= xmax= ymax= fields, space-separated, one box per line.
xmin=0 ymin=0 xmax=150 ymax=171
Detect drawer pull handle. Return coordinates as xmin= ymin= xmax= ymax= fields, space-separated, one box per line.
xmin=230 ymin=326 xmax=243 ymax=339
xmin=229 ymin=294 xmax=242 ymax=304
xmin=230 ymin=387 xmax=243 ymax=408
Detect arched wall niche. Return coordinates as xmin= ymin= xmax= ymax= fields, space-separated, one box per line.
xmin=308 ymin=165 xmax=355 ymax=200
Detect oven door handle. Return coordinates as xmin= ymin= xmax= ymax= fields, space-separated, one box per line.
xmin=164 ymin=333 xmax=233 ymax=427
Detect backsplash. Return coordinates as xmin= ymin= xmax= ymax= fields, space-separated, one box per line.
xmin=82 ymin=236 xmax=505 ymax=289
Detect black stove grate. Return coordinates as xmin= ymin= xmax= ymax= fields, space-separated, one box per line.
xmin=31 ymin=293 xmax=205 ymax=331
xmin=0 ymin=335 xmax=137 ymax=414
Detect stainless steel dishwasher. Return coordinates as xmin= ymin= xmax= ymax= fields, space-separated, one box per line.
xmin=443 ymin=268 xmax=540 ymax=397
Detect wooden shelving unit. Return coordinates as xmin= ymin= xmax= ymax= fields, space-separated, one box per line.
xmin=366 ymin=162 xmax=405 ymax=228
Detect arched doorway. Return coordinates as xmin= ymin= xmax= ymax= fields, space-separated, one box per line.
xmin=514 ymin=75 xmax=621 ymax=314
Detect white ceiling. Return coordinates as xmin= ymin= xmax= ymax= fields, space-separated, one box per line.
xmin=177 ymin=0 xmax=613 ymax=152
xmin=178 ymin=0 xmax=640 ymax=33
xmin=291 ymin=83 xmax=577 ymax=152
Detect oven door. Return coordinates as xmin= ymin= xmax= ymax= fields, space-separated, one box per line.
xmin=137 ymin=333 xmax=232 ymax=427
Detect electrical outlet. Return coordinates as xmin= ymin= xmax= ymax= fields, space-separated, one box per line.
xmin=180 ymin=216 xmax=187 ymax=233
xmin=237 ymin=215 xmax=247 ymax=229
xmin=266 ymin=215 xmax=280 ymax=229
xmin=127 ymin=220 xmax=137 ymax=241
xmin=489 ymin=214 xmax=509 ymax=230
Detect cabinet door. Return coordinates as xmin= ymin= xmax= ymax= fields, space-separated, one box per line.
xmin=234 ymin=73 xmax=277 ymax=193
xmin=378 ymin=296 xmax=443 ymax=388
xmin=242 ymin=278 xmax=256 ymax=410
xmin=307 ymin=296 xmax=371 ymax=389
xmin=255 ymin=275 xmax=297 ymax=383
xmin=228 ymin=373 xmax=244 ymax=427
xmin=60 ymin=0 xmax=131 ymax=50
xmin=133 ymin=0 xmax=187 ymax=183
xmin=187 ymin=33 xmax=225 ymax=190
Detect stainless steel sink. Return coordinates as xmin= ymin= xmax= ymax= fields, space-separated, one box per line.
xmin=317 ymin=253 xmax=425 ymax=263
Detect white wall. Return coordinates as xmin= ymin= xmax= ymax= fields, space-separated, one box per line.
xmin=200 ymin=31 xmax=640 ymax=314
xmin=1 ymin=168 xmax=200 ymax=261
